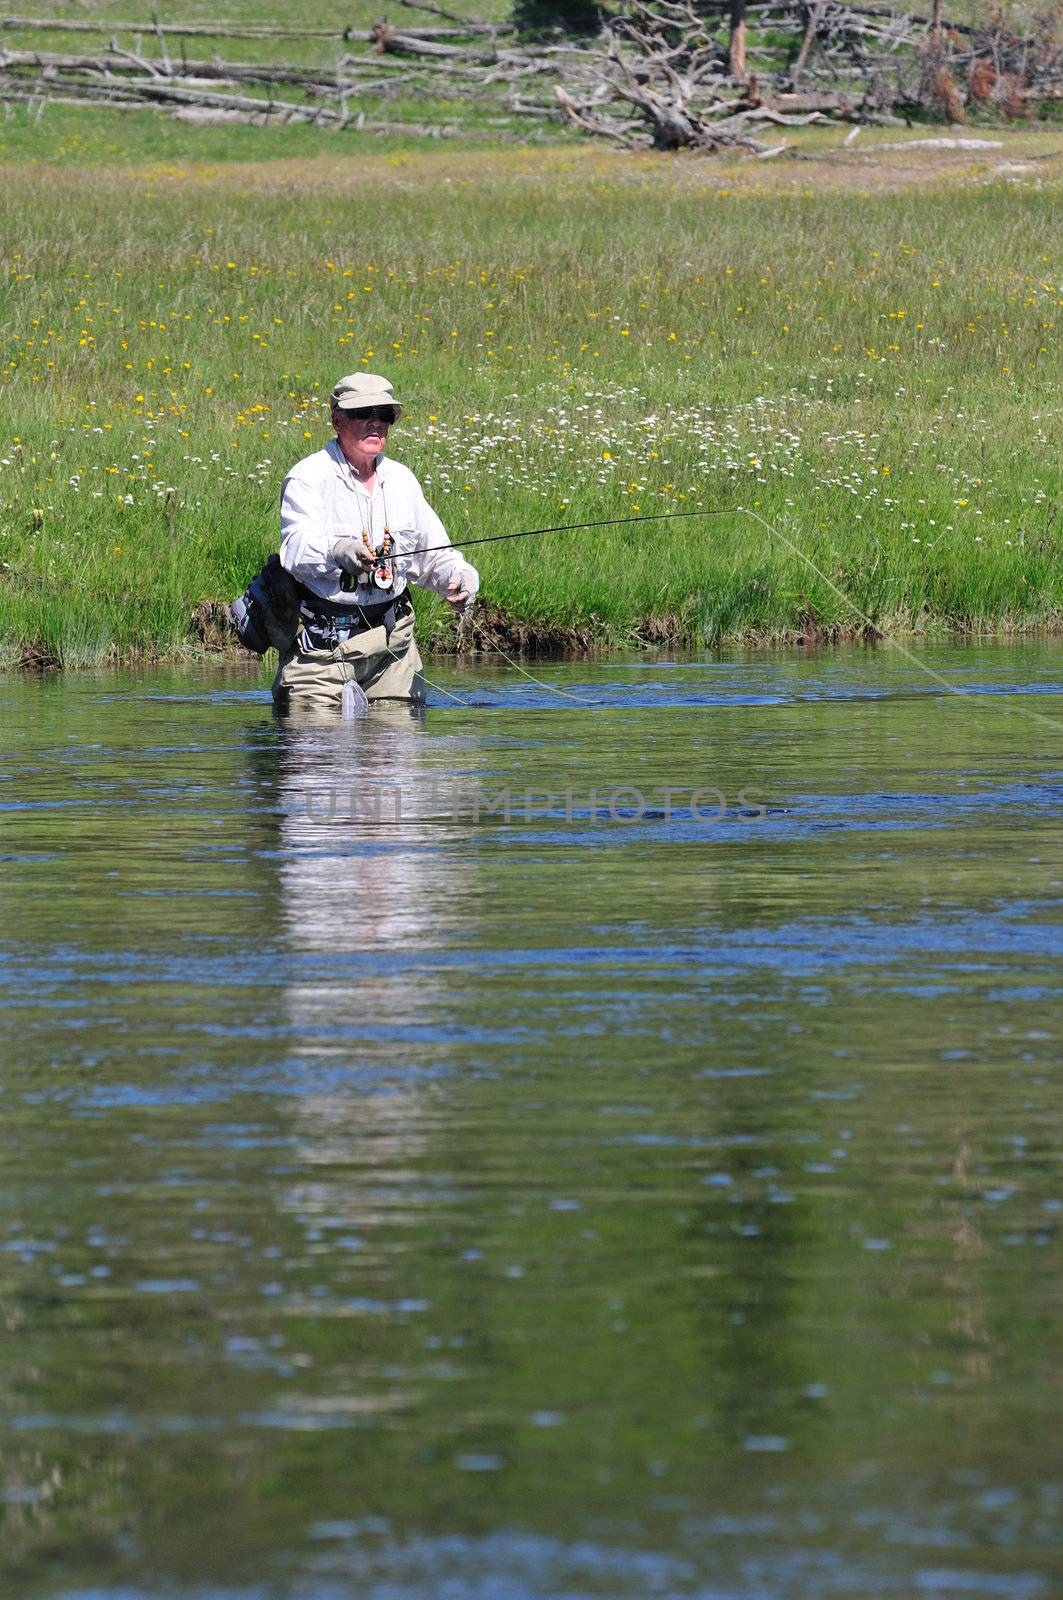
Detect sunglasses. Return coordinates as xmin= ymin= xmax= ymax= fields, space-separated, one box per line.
xmin=343 ymin=406 xmax=397 ymax=425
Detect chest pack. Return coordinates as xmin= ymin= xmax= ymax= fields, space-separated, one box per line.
xmin=229 ymin=554 xmax=302 ymax=655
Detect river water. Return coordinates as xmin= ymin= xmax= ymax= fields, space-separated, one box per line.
xmin=1 ymin=643 xmax=1061 ymax=1600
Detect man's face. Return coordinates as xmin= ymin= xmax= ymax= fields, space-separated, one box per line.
xmin=333 ymin=406 xmax=393 ymax=462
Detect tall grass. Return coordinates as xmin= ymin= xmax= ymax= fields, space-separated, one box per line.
xmin=0 ymin=140 xmax=1060 ymax=664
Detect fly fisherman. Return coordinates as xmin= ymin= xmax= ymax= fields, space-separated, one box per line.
xmin=271 ymin=372 xmax=479 ymax=712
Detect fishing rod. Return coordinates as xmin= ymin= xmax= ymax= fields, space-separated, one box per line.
xmin=341 ymin=507 xmax=741 ymax=592
xmin=418 ymin=505 xmax=740 ymax=558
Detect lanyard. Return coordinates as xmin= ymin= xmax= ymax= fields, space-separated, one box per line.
xmin=343 ymin=468 xmax=394 ymax=591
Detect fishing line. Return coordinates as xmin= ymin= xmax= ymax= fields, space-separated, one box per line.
xmin=373 ymin=632 xmax=471 ymax=708
xmin=387 ymin=508 xmax=743 ymax=706
xmin=350 ymin=501 xmax=1059 ymax=731
xmin=740 ymin=506 xmax=1063 ymax=735
xmin=454 ymin=505 xmax=1062 ymax=731
xmin=418 ymin=671 xmax=469 ymax=706
xmin=474 ymin=623 xmax=602 ymax=706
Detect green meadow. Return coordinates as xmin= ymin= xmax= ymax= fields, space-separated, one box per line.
xmin=0 ymin=113 xmax=1060 ymax=665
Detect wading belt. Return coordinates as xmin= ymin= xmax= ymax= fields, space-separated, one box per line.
xmin=296 ymin=585 xmax=412 ymax=652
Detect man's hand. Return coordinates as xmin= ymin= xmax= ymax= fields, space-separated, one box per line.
xmin=445 ymin=565 xmax=479 ymax=613
xmin=332 ymin=535 xmax=376 ymax=582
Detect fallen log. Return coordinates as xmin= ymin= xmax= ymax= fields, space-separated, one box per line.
xmin=1 ymin=76 xmax=337 ymax=120
xmin=861 ymin=135 xmax=1004 ymax=148
xmin=743 ymin=104 xmax=833 ymax=121
xmin=0 ymin=14 xmax=510 ymax=41
xmin=764 ymin=88 xmax=862 ymax=110
xmin=0 ymin=85 xmax=146 ymax=110
xmin=0 ymin=41 xmax=564 ymax=113
xmin=0 ymin=46 xmax=365 ymax=88
xmin=370 ymin=23 xmax=494 ymax=60
xmin=0 ymin=77 xmax=465 ymax=134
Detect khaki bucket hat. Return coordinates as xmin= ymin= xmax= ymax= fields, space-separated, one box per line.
xmin=329 ymin=371 xmax=403 ymax=418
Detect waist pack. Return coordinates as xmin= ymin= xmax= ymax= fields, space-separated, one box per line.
xmin=300 ymin=589 xmax=412 ymax=651
xmin=230 ymin=553 xmax=302 ymax=655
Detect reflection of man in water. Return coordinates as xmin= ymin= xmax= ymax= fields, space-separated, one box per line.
xmin=272 ymin=371 xmax=480 ymax=713
xmin=268 ymin=710 xmax=449 ymax=1291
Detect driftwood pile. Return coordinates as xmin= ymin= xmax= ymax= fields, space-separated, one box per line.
xmin=1 ymin=1 xmax=1061 ymax=151
xmin=0 ymin=9 xmax=530 ymax=137
xmin=553 ymin=0 xmax=1063 ymax=149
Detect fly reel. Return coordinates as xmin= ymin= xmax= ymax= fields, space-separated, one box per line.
xmin=337 ymin=528 xmax=394 ymax=594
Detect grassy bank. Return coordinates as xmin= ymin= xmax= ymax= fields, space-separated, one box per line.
xmin=0 ymin=132 xmax=1061 ymax=666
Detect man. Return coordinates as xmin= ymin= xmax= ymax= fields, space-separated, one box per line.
xmin=271 ymin=371 xmax=479 ymax=711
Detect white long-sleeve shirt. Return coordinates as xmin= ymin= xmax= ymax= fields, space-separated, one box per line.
xmin=279 ymin=438 xmax=478 ymax=606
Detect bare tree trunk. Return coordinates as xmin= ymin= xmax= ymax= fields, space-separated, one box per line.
xmin=729 ymin=0 xmax=748 ymax=83
xmin=790 ymin=0 xmax=826 ymax=83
